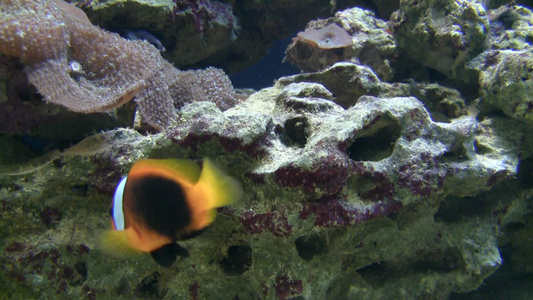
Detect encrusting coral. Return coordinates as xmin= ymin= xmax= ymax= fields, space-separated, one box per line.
xmin=296 ymin=23 xmax=353 ymax=49
xmin=285 ymin=8 xmax=397 ymax=81
xmin=0 ymin=0 xmax=240 ymax=131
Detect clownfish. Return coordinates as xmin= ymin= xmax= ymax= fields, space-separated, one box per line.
xmin=100 ymin=158 xmax=242 ymax=267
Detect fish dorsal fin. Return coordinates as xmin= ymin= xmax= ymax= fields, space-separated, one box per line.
xmin=195 ymin=158 xmax=243 ymax=225
xmin=130 ymin=159 xmax=202 ymax=184
xmin=99 ymin=229 xmax=142 ymax=258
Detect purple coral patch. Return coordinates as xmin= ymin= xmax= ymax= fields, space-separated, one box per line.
xmin=5 ymin=241 xmax=25 ymax=253
xmin=76 ymin=244 xmax=91 ymax=255
xmin=40 ymin=206 xmax=62 ymax=228
xmin=396 ymin=154 xmax=445 ymax=197
xmin=351 ymin=162 xmax=395 ymax=201
xmin=275 ymin=275 xmax=303 ymax=299
xmin=275 ymin=152 xmax=348 ymax=198
xmin=486 ymin=170 xmax=510 ymax=187
xmin=239 ymin=211 xmax=292 ymax=237
xmin=177 ymin=131 xmax=267 ymax=159
xmin=1 ymin=242 xmax=91 ymax=295
xmin=189 ymin=282 xmax=200 ymax=300
xmin=218 ymin=136 xmax=268 ymax=159
xmin=81 ymin=285 xmax=97 ymax=300
xmin=172 ymin=0 xmax=237 ymax=33
xmin=88 ymin=155 xmax=124 ymax=195
xmin=300 ymin=199 xmax=403 ymax=227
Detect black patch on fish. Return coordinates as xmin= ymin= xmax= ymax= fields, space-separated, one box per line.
xmin=150 ymin=243 xmax=190 ymax=267
xmin=179 ymin=228 xmax=207 ymax=241
xmin=131 ymin=176 xmax=191 ymax=239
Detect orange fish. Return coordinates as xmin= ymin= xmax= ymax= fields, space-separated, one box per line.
xmin=100 ymin=158 xmax=242 ymax=267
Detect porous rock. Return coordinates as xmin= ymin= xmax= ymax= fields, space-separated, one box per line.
xmin=470 ymin=49 xmax=533 ymax=123
xmin=486 ymin=4 xmax=533 ymax=51
xmin=391 ymin=0 xmax=489 ymax=82
xmin=286 ymin=7 xmax=397 ymax=82
xmin=1 ymin=62 xmax=529 ymax=299
xmin=466 ymin=5 xmax=533 ymax=124
xmin=279 ymin=62 xmax=469 ymax=123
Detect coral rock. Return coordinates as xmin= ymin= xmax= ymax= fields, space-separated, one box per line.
xmin=1 ymin=63 xmax=528 ymax=298
xmin=471 ymin=49 xmax=533 ymax=123
xmin=296 ymin=23 xmax=353 ymax=49
xmin=286 ymin=7 xmax=397 ymax=81
xmin=391 ymin=0 xmax=489 ymax=81
xmin=2 ymin=3 xmax=533 ymax=299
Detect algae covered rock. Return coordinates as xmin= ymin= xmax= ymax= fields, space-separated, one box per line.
xmin=285 ymin=7 xmax=397 ymax=82
xmin=487 ymin=4 xmax=533 ymax=51
xmin=1 ymin=59 xmax=529 ymax=298
xmin=2 ymin=2 xmax=533 ymax=300
xmin=391 ymin=0 xmax=489 ymax=81
xmin=463 ymin=5 xmax=533 ymax=125
xmin=471 ymin=49 xmax=533 ymax=123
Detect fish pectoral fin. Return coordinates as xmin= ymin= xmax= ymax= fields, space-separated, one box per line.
xmin=99 ymin=230 xmax=142 ymax=258
xmin=199 ymin=158 xmax=243 ymax=209
xmin=150 ymin=243 xmax=189 ymax=267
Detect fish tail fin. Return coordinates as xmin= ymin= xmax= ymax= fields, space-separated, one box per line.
xmin=99 ymin=229 xmax=142 ymax=258
xmin=185 ymin=158 xmax=242 ymax=231
xmin=196 ymin=158 xmax=243 ymax=229
xmin=197 ymin=158 xmax=243 ymax=223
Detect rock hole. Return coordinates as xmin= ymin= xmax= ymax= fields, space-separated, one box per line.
xmin=220 ymin=245 xmax=252 ymax=276
xmin=296 ymin=42 xmax=313 ymax=60
xmin=526 ymin=34 xmax=533 ymax=45
xmin=473 ymin=140 xmax=491 ymax=155
xmin=52 ymin=158 xmax=65 ymax=168
xmin=346 ymin=120 xmax=401 ymax=161
xmin=295 ymin=234 xmax=328 ymax=261
xmin=71 ymin=184 xmax=89 ymax=197
xmin=358 ymin=248 xmax=463 ymax=287
xmin=347 ymin=175 xmax=376 ymax=198
xmin=135 ymin=271 xmax=161 ymax=298
xmin=357 ymin=262 xmax=387 ymax=288
xmin=75 ymin=261 xmax=88 ymax=283
xmin=440 ymin=144 xmax=469 ymax=163
xmin=39 ymin=206 xmax=62 ymax=228
xmin=498 ymin=11 xmax=516 ymax=30
xmin=517 ymin=156 xmax=533 ymax=189
xmin=434 ymin=195 xmax=484 ymax=223
xmin=278 ymin=117 xmax=309 ymax=148
xmin=409 ymin=248 xmax=463 ymax=273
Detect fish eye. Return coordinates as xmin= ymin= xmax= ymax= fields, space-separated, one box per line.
xmin=108 ymin=208 xmax=113 ymax=217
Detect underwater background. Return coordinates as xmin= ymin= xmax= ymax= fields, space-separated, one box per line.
xmin=1 ymin=0 xmax=533 ymax=299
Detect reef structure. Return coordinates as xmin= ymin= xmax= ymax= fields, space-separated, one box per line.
xmin=1 ymin=60 xmax=529 ymax=298
xmin=1 ymin=2 xmax=533 ymax=300
xmin=286 ymin=7 xmax=397 ymax=82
